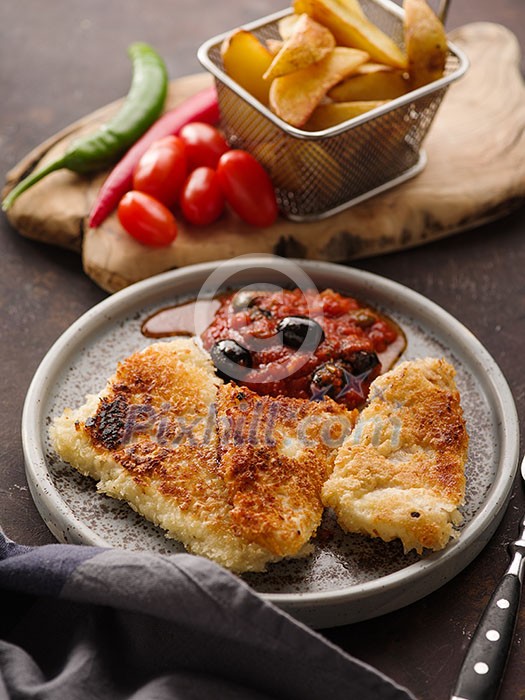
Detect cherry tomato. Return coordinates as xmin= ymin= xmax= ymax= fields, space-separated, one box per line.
xmin=179 ymin=122 xmax=229 ymax=170
xmin=216 ymin=150 xmax=278 ymax=227
xmin=118 ymin=191 xmax=177 ymax=247
xmin=133 ymin=135 xmax=187 ymax=207
xmin=180 ymin=167 xmax=225 ymax=226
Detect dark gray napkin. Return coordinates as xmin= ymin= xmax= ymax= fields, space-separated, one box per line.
xmin=0 ymin=533 xmax=415 ymax=699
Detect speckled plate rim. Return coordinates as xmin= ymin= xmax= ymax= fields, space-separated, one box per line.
xmin=21 ymin=257 xmax=520 ymax=628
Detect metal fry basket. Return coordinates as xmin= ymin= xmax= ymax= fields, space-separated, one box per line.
xmin=198 ymin=0 xmax=468 ymax=222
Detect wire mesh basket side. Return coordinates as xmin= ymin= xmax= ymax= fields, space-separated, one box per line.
xmin=216 ymin=77 xmax=449 ymax=218
xmin=202 ymin=2 xmax=466 ymax=219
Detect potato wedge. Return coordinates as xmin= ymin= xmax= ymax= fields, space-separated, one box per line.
xmin=266 ymin=39 xmax=284 ymax=56
xmin=269 ymin=47 xmax=369 ymax=127
xmin=263 ymin=14 xmax=336 ymax=80
xmin=329 ymin=62 xmax=409 ymax=101
xmin=221 ymin=29 xmax=273 ymax=105
xmin=277 ymin=13 xmax=301 ymax=40
xmin=294 ymin=0 xmax=406 ymax=69
xmin=305 ymin=100 xmax=388 ymax=130
xmin=294 ymin=0 xmax=365 ymax=19
xmin=404 ymin=0 xmax=447 ymax=88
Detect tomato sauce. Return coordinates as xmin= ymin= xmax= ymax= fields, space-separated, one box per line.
xmin=199 ymin=288 xmax=405 ymax=409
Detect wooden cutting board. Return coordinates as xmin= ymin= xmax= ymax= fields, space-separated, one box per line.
xmin=4 ymin=22 xmax=525 ymax=293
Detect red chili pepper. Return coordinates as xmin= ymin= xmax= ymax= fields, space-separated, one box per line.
xmin=88 ymin=85 xmax=219 ymax=228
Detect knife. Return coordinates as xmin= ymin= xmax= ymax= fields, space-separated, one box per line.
xmin=451 ymin=455 xmax=525 ymax=700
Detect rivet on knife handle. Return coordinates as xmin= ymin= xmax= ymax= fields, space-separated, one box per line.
xmin=451 ymin=536 xmax=525 ymax=700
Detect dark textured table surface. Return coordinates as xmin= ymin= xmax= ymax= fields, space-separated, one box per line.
xmin=1 ymin=2 xmax=524 ymax=699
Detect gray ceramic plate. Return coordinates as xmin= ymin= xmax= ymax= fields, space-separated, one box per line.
xmin=22 ymin=256 xmax=519 ymax=628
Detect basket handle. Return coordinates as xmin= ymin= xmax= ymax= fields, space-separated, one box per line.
xmin=437 ymin=0 xmax=451 ymax=24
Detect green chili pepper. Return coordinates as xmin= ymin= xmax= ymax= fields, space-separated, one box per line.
xmin=2 ymin=42 xmax=168 ymax=211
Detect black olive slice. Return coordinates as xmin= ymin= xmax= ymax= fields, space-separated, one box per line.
xmin=348 ymin=350 xmax=379 ymax=375
xmin=210 ymin=339 xmax=252 ymax=381
xmin=277 ymin=315 xmax=325 ymax=351
xmin=310 ymin=354 xmax=378 ymax=402
xmin=310 ymin=362 xmax=346 ymax=399
xmin=231 ymin=290 xmax=260 ymax=311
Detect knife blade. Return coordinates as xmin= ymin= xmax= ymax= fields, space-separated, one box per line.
xmin=451 ymin=455 xmax=525 ymax=700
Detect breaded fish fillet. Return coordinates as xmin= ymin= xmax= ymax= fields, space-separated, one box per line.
xmin=51 ymin=338 xmax=354 ymax=572
xmin=322 ymin=357 xmax=468 ymax=553
xmin=216 ymin=383 xmax=354 ymax=557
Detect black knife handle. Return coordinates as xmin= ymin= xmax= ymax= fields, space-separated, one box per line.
xmin=451 ymin=572 xmax=521 ymax=700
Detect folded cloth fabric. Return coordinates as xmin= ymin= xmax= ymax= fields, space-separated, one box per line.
xmin=0 ymin=532 xmax=415 ymax=700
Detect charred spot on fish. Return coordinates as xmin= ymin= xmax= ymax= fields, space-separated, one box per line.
xmin=86 ymin=394 xmax=128 ymax=450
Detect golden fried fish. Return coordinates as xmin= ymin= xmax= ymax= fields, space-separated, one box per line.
xmin=51 ymin=338 xmax=354 ymax=571
xmin=322 ymin=357 xmax=468 ymax=553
